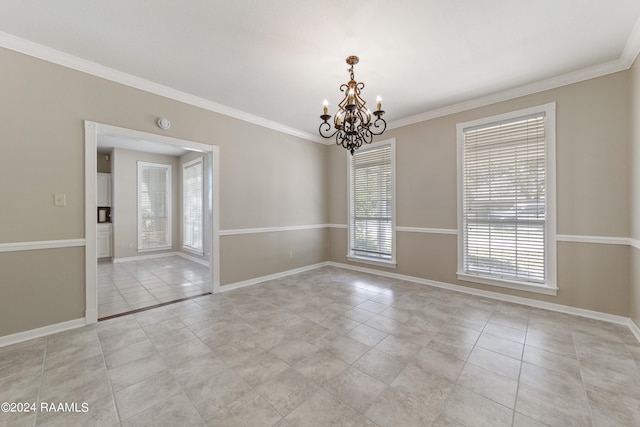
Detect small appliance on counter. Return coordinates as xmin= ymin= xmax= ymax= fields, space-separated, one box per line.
xmin=97 ymin=207 xmax=111 ymax=223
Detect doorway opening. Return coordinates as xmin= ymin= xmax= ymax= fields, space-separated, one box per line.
xmin=84 ymin=121 xmax=220 ymax=324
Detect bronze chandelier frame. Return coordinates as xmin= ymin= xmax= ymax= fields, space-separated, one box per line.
xmin=319 ymin=56 xmax=386 ymax=155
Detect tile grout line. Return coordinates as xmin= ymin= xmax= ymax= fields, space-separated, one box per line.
xmin=511 ymin=318 xmax=528 ymax=427
xmin=320 ymin=314 xmax=384 ymax=424
xmin=432 ymin=305 xmax=492 ymax=426
xmin=32 ymin=336 xmax=48 ymax=426
xmin=96 ymin=325 xmax=123 ymax=425
xmin=149 ymin=320 xmax=211 ymax=427
xmin=571 ymin=324 xmax=597 ymax=426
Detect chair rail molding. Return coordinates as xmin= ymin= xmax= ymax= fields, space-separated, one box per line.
xmin=0 ymin=239 xmax=85 ymax=253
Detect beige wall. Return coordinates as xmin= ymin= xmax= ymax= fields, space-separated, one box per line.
xmin=220 ymin=127 xmax=327 ymax=230
xmin=0 ymin=47 xmax=327 ymax=337
xmin=0 ymin=247 xmax=85 ymax=337
xmin=97 ymin=151 xmax=111 ymax=173
xmin=0 ymin=42 xmax=637 ymax=339
xmin=630 ymin=57 xmax=640 ymax=328
xmin=328 ymin=71 xmax=632 ymax=316
xmin=221 ymin=228 xmax=327 ymax=285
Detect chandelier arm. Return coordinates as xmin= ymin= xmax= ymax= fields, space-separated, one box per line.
xmin=362 ymin=129 xmax=373 ymax=145
xmin=353 ymin=131 xmax=364 ymax=150
xmin=319 ymin=121 xmax=338 ymax=139
xmin=370 ymin=116 xmax=387 ymax=135
xmin=335 ymin=130 xmax=346 ymax=149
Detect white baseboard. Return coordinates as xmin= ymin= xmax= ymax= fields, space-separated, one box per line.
xmin=177 ymin=252 xmax=210 ymax=267
xmin=218 ymin=262 xmax=330 ymax=293
xmin=326 ymin=261 xmax=633 ymax=328
xmin=0 ymin=318 xmax=86 ymax=348
xmin=112 ymin=252 xmax=182 ymax=263
xmin=114 ymin=252 xmax=209 ymax=266
xmin=85 ymin=307 xmax=98 ymax=325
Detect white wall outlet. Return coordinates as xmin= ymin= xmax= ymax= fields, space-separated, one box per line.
xmin=54 ymin=193 xmax=66 ymax=206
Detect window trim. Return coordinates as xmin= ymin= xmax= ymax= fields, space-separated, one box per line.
xmin=182 ymin=156 xmax=204 ymax=256
xmin=137 ymin=161 xmax=172 ymax=252
xmin=347 ymin=138 xmax=397 ymax=268
xmin=456 ymin=103 xmax=557 ymax=295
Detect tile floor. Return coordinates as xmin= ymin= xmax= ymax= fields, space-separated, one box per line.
xmin=2 ymin=266 xmax=640 ymax=426
xmin=97 ymin=256 xmax=210 ymax=319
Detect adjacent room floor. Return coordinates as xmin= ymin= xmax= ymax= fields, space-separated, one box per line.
xmin=1 ymin=266 xmax=639 ymax=426
xmin=97 ymin=256 xmax=210 ymax=319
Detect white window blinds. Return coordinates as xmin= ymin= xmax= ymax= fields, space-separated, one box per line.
xmin=138 ymin=162 xmax=172 ymax=251
xmin=350 ymin=143 xmax=394 ymax=261
xmin=462 ymin=113 xmax=546 ymax=283
xmin=183 ymin=158 xmax=203 ymax=253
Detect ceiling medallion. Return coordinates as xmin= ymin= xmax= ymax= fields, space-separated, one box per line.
xmin=319 ymin=56 xmax=386 ymax=154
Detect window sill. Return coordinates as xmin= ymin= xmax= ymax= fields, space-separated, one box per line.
xmin=347 ymin=255 xmax=397 ymax=269
xmin=457 ymin=272 xmax=557 ymax=296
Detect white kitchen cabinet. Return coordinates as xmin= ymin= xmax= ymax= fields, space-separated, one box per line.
xmin=97 ymin=173 xmax=111 ymax=207
xmin=97 ymin=223 xmax=112 ymax=258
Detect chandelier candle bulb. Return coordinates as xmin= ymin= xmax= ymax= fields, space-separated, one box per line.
xmin=376 ymin=96 xmax=382 ymax=111
xmin=323 ymin=100 xmax=329 ymax=115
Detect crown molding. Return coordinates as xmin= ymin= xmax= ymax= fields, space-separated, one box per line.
xmin=2 ymin=12 xmax=640 ymax=143
xmin=622 ymin=14 xmax=640 ymax=67
xmin=388 ymin=15 xmax=640 ymax=130
xmin=0 ymin=31 xmax=322 ymax=144
xmin=387 ymin=58 xmax=629 ymax=130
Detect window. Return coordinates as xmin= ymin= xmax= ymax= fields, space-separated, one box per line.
xmin=457 ymin=103 xmax=556 ymax=294
xmin=138 ymin=161 xmax=172 ymax=251
xmin=348 ymin=139 xmax=396 ymax=266
xmin=183 ymin=157 xmax=203 ymax=255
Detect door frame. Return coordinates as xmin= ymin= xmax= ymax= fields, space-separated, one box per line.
xmin=84 ymin=121 xmax=220 ymax=324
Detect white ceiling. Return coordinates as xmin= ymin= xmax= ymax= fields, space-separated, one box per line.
xmin=1 ymin=1 xmax=640 ymax=141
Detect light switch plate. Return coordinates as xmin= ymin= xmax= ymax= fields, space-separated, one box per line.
xmin=54 ymin=193 xmax=66 ymax=206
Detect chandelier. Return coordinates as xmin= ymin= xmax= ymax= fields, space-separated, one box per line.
xmin=319 ymin=56 xmax=386 ymax=154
